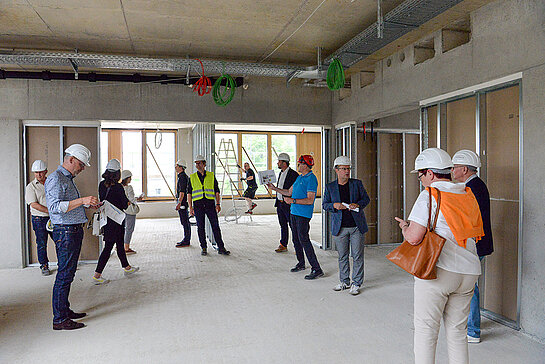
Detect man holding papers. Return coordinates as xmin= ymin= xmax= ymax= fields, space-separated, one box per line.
xmin=322 ymin=156 xmax=370 ymax=295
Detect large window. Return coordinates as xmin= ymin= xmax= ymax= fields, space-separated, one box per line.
xmin=242 ymin=134 xmax=268 ymax=195
xmin=215 ymin=133 xmax=239 ymax=196
xmin=271 ymin=134 xmax=296 ymax=167
xmin=122 ymin=131 xmax=143 ymax=196
xmin=101 ymin=129 xmax=177 ymax=200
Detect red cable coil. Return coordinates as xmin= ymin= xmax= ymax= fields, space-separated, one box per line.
xmin=193 ymin=59 xmax=211 ymax=96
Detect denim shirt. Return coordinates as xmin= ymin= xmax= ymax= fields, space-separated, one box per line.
xmin=45 ymin=165 xmax=88 ymax=225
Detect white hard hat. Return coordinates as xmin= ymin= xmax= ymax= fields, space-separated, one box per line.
xmin=65 ymin=144 xmax=91 ymax=167
xmin=105 ymin=158 xmax=121 ymax=171
xmin=31 ymin=160 xmax=47 ymax=172
xmin=194 ymin=154 xmax=206 ymax=162
xmin=452 ymin=149 xmax=481 ymax=168
xmin=176 ymin=159 xmax=187 ymax=168
xmin=121 ymin=170 xmax=132 ymax=180
xmin=334 ymin=156 xmax=351 ymax=167
xmin=411 ymin=148 xmax=453 ymax=173
xmin=277 ymin=153 xmax=290 ymax=162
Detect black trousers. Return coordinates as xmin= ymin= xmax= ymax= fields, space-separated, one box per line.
xmin=178 ymin=207 xmax=191 ymax=244
xmin=194 ymin=202 xmax=226 ymax=250
xmin=96 ymin=240 xmax=129 ymax=274
xmin=276 ymin=201 xmax=291 ymax=247
xmin=290 ymin=214 xmax=321 ymax=271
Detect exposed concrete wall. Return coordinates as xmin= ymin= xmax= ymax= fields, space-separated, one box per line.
xmin=0 ymin=77 xmax=331 ymax=125
xmin=377 ymin=109 xmax=420 ymax=130
xmin=520 ymin=64 xmax=545 ymax=342
xmin=332 ymin=0 xmax=545 ymax=342
xmin=0 ymin=120 xmax=24 ymax=268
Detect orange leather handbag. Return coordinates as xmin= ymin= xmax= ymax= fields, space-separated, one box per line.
xmin=386 ymin=187 xmax=446 ymax=280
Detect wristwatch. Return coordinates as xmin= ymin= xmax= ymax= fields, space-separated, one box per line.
xmin=293 ymin=199 xmax=297 ymax=204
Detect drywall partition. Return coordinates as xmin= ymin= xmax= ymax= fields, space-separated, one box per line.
xmin=425 ymin=105 xmax=438 ymax=149
xmin=404 ymin=133 xmax=421 ymax=218
xmin=378 ymin=133 xmax=403 ymax=244
xmin=484 ymin=85 xmax=519 ymax=322
xmin=25 ymin=126 xmax=61 ymax=264
xmin=446 ymin=96 xmax=477 ymax=155
xmin=357 ymin=130 xmax=377 ymax=244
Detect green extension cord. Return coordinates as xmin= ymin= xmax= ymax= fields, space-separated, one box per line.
xmin=212 ymin=74 xmax=236 ymax=106
xmin=326 ymin=58 xmax=345 ymax=91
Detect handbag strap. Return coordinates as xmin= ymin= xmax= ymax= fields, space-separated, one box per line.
xmin=427 ymin=187 xmax=441 ymax=231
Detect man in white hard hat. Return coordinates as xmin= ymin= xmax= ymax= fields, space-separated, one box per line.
xmin=323 ymin=156 xmax=370 ymax=295
xmin=186 ymin=155 xmax=230 ymax=256
xmin=273 ymin=153 xmax=299 ymax=253
xmin=175 ymin=159 xmax=191 ymax=247
xmin=25 ymin=160 xmax=53 ymax=276
xmin=45 ymin=144 xmax=100 ymax=330
xmin=452 ymin=149 xmax=494 ymax=344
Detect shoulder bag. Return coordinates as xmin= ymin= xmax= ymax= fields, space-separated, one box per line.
xmin=386 ymin=187 xmax=446 ymax=280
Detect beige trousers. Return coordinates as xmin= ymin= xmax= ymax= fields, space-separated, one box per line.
xmin=414 ymin=268 xmax=479 ymax=364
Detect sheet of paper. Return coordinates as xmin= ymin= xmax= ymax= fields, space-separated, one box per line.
xmin=99 ymin=204 xmax=107 ymax=228
xmin=258 ymin=169 xmax=277 ymax=185
xmin=342 ymin=202 xmax=359 ymax=212
xmin=103 ymin=200 xmax=126 ymax=225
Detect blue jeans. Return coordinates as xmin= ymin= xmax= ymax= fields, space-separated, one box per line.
xmin=334 ymin=227 xmax=365 ymax=286
xmin=468 ymin=256 xmax=485 ymax=338
xmin=31 ymin=216 xmax=52 ymax=267
xmin=52 ymin=225 xmax=83 ymax=324
xmin=290 ymin=214 xmax=321 ymax=271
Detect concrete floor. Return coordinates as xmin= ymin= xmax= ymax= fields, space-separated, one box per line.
xmin=1 ymin=215 xmax=543 ymax=363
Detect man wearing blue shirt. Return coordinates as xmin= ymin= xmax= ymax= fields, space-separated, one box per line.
xmin=45 ymin=144 xmax=99 ymax=330
xmin=269 ymin=154 xmax=323 ymax=280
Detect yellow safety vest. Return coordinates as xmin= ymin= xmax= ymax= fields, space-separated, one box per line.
xmin=190 ymin=171 xmax=216 ymax=201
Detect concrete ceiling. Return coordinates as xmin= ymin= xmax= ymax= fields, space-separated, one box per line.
xmin=0 ymin=0 xmax=495 ymax=74
xmin=0 ymin=0 xmax=405 ymax=65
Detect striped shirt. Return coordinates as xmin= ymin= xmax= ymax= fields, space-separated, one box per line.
xmin=45 ymin=165 xmax=88 ymax=225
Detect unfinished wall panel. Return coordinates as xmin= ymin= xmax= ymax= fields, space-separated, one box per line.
xmin=446 ymin=96 xmax=476 ymax=155
xmin=378 ymin=133 xmax=403 ymax=244
xmin=357 ymin=130 xmax=377 ymax=245
xmin=483 ymin=85 xmax=519 ymax=322
xmin=64 ymin=127 xmax=100 ymax=260
xmin=26 ymin=126 xmax=60 ymax=264
xmin=404 ymin=133 xmax=421 ymax=218
xmin=298 ymin=132 xmax=322 ymax=195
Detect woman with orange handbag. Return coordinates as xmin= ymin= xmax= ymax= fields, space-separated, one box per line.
xmin=395 ymin=148 xmax=484 ymax=364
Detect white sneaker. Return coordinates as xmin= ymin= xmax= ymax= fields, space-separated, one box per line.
xmin=92 ymin=276 xmax=110 ymax=285
xmin=467 ymin=335 xmax=481 ymax=343
xmin=333 ymin=282 xmax=350 ymax=291
xmin=349 ymin=284 xmax=361 ymax=295
xmin=123 ymin=266 xmax=140 ymax=276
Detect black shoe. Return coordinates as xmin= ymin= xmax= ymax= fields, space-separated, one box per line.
xmin=176 ymin=241 xmax=190 ymax=248
xmin=290 ymin=265 xmax=306 ymax=272
xmin=304 ymin=269 xmax=324 ymax=280
xmin=218 ymin=249 xmax=231 ymax=255
xmin=53 ymin=319 xmax=85 ymax=331
xmin=68 ymin=311 xmax=87 ymax=320
xmin=201 ymin=248 xmax=207 ymax=256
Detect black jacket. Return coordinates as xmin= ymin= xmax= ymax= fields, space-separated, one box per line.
xmin=274 ymin=167 xmax=299 ymax=207
xmin=466 ymin=176 xmax=494 ymax=257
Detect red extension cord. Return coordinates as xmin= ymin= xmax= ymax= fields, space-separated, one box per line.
xmin=193 ymin=59 xmax=211 ymax=96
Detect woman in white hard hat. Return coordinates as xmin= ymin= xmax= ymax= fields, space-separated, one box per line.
xmin=93 ymin=159 xmax=139 ymax=284
xmin=121 ymin=170 xmax=143 ymax=255
xmin=394 ymin=148 xmax=484 ymax=364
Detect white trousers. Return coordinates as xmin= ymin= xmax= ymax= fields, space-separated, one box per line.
xmin=414 ymin=268 xmax=478 ymax=364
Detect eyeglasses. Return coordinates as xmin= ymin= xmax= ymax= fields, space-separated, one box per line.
xmin=418 ymin=169 xmax=428 ymax=180
xmin=337 ymin=167 xmax=351 ymax=171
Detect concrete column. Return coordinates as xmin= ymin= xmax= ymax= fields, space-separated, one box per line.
xmin=0 ymin=119 xmax=24 ymax=268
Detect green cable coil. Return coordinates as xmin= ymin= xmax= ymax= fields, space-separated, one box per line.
xmin=326 ymin=58 xmax=345 ymax=91
xmin=212 ymin=74 xmax=236 ymax=106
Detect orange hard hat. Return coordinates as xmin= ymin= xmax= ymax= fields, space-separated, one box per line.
xmin=298 ymin=154 xmax=314 ymax=167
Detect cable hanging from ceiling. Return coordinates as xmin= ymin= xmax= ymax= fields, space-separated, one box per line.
xmin=212 ymin=63 xmax=236 ymax=106
xmin=193 ymin=58 xmax=212 ymax=96
xmin=326 ymin=58 xmax=345 ymax=90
